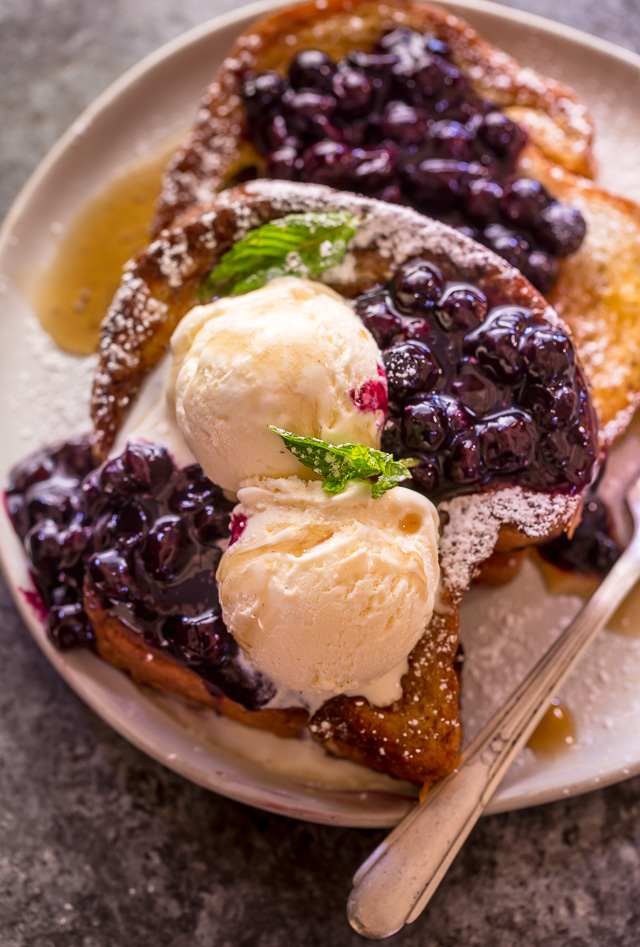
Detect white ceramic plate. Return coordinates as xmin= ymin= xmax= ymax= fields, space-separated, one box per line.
xmin=2 ymin=0 xmax=640 ymax=827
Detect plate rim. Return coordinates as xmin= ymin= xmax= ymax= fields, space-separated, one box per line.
xmin=1 ymin=0 xmax=640 ymax=826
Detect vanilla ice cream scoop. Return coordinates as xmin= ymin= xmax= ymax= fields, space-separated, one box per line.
xmin=170 ymin=277 xmax=387 ymax=493
xmin=216 ymin=478 xmax=440 ymax=703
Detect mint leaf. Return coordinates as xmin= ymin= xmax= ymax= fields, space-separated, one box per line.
xmin=269 ymin=427 xmax=417 ymax=499
xmin=198 ymin=211 xmax=359 ymax=298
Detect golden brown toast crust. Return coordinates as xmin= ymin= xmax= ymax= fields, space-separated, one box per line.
xmin=310 ymin=607 xmax=461 ymax=784
xmin=154 ymin=0 xmax=595 ymax=233
xmin=84 ymin=582 xmax=309 ymax=739
xmin=519 ymin=146 xmax=640 ymax=446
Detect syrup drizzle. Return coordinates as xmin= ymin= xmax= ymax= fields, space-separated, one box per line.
xmin=30 ymin=136 xmax=182 ymax=355
xmin=527 ymin=698 xmax=576 ymax=758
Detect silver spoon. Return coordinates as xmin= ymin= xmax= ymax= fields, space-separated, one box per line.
xmin=348 ymin=473 xmax=640 ymax=940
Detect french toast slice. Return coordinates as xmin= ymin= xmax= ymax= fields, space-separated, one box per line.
xmin=152 ymin=0 xmax=640 ymax=445
xmin=154 ymin=0 xmax=594 ymax=236
xmin=85 ymin=181 xmax=596 ymax=784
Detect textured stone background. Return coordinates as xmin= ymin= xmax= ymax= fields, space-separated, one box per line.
xmin=1 ymin=1 xmax=640 ymax=945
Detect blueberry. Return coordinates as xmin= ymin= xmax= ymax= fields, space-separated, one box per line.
xmin=403 ymin=158 xmax=487 ymax=209
xmin=447 ymin=432 xmax=484 ymax=484
xmin=210 ymin=657 xmax=275 ymax=711
xmin=379 ymin=101 xmax=428 ymax=146
xmin=541 ymin=422 xmax=597 ymax=487
xmin=94 ymin=501 xmax=148 ymax=551
xmin=25 ymin=482 xmax=75 ymax=527
xmin=25 ymin=519 xmax=65 ymax=579
xmin=7 ymin=450 xmax=55 ymax=494
xmin=50 ymin=583 xmax=81 ymax=607
xmin=241 ymin=71 xmax=283 ymax=117
xmin=88 ymin=549 xmax=134 ymax=600
xmin=123 ymin=442 xmax=174 ymax=493
xmin=169 ymin=465 xmax=218 ymax=514
xmin=391 ymin=259 xmax=444 ymax=313
xmin=464 ymin=179 xmax=504 ymax=222
xmin=522 ymin=249 xmax=560 ymax=295
xmin=353 ymin=292 xmax=403 ymax=347
xmin=534 ymin=202 xmax=587 ymax=257
xmin=477 ymin=111 xmax=525 ymax=160
xmin=58 ymin=524 xmax=91 ymax=569
xmin=417 ymin=57 xmax=462 ymax=101
xmin=437 ymin=285 xmax=488 ymax=331
xmin=426 ymin=120 xmax=472 ymax=160
xmin=332 ymin=68 xmax=375 ymax=117
xmin=267 ymin=145 xmax=301 ymax=180
xmin=380 ymin=405 xmax=405 ymax=456
xmin=379 ymin=183 xmax=404 ymax=205
xmin=143 ymin=516 xmax=194 ymax=581
xmin=352 ymin=145 xmax=397 ymax=193
xmin=301 ymin=140 xmax=354 ymax=187
xmin=410 ymin=460 xmax=440 ymax=493
xmin=6 ymin=493 xmax=29 ymax=539
xmin=194 ymin=504 xmax=233 ymax=544
xmin=441 ymin=395 xmax=472 ymax=436
xmin=520 ymin=326 xmax=575 ymax=385
xmin=478 ymin=412 xmax=535 ymax=472
xmin=81 ymin=469 xmax=110 ymax=517
xmin=400 ymin=315 xmax=432 ymax=340
xmin=165 ymin=610 xmax=231 ymax=668
xmin=482 ymin=223 xmax=531 ymax=270
xmin=48 ymin=603 xmax=94 ymax=650
xmin=98 ymin=456 xmax=133 ymax=496
xmin=282 ymin=88 xmax=336 ymax=136
xmin=403 ymin=397 xmax=448 ymax=451
xmin=467 ymin=306 xmax=528 ymax=381
xmin=500 ymin=177 xmax=551 ymax=225
xmin=520 ymin=384 xmax=578 ymax=430
xmin=452 ymin=361 xmax=499 ymax=416
xmin=541 ymin=497 xmax=620 ymax=576
xmin=288 ymin=50 xmax=336 ymax=91
xmin=383 ymin=341 xmax=442 ymax=396
xmin=264 ymin=114 xmax=296 ymax=149
xmin=55 ymin=437 xmax=95 ymax=478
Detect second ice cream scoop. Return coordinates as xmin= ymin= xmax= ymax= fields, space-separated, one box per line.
xmin=217 ymin=477 xmax=440 ymax=704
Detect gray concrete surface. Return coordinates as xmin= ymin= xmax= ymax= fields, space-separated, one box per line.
xmin=1 ymin=1 xmax=640 ymax=944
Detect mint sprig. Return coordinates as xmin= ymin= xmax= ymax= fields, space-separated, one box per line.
xmin=269 ymin=427 xmax=418 ymax=499
xmin=198 ymin=211 xmax=358 ymax=298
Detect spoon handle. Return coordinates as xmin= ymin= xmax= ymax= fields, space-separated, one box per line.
xmin=348 ymin=535 xmax=640 ymax=940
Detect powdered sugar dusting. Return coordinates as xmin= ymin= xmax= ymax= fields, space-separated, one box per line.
xmin=439 ymin=487 xmax=581 ymax=594
xmin=4 ymin=311 xmax=96 ymax=445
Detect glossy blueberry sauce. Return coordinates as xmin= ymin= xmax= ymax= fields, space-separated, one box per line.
xmin=5 ymin=438 xmax=274 ymax=710
xmin=241 ymin=28 xmax=587 ymax=294
xmin=539 ymin=496 xmax=621 ymax=577
xmin=356 ymin=257 xmax=597 ymax=500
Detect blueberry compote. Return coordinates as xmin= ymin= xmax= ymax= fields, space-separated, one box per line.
xmin=5 ymin=438 xmax=274 ymax=710
xmin=355 ymin=257 xmax=597 ymax=500
xmin=241 ymin=29 xmax=586 ymax=294
xmin=540 ymin=497 xmax=621 ymax=578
